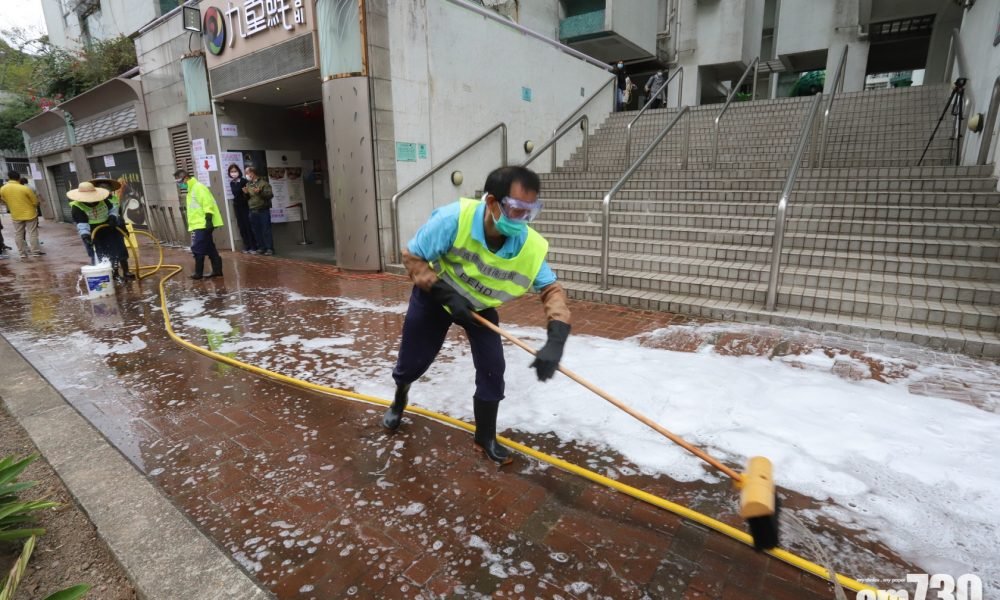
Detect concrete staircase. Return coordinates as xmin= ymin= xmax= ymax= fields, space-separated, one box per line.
xmin=536 ymin=84 xmax=1000 ymax=356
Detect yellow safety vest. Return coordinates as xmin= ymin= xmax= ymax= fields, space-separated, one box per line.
xmin=70 ymin=200 xmax=110 ymax=224
xmin=434 ymin=198 xmax=548 ymax=310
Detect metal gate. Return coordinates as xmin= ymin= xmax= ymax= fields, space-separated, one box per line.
xmin=49 ymin=164 xmax=79 ymax=222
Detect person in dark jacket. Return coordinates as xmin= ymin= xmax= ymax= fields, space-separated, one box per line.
xmin=614 ymin=60 xmax=628 ymax=112
xmin=68 ymin=182 xmax=134 ymax=282
xmin=227 ymin=164 xmax=256 ymax=253
xmin=243 ymin=166 xmax=274 ymax=256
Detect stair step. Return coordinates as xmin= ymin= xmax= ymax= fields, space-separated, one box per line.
xmin=552 ymin=263 xmax=1000 ymax=329
xmin=546 ymin=244 xmax=1000 ymax=280
xmin=558 ymin=281 xmax=1000 ymax=357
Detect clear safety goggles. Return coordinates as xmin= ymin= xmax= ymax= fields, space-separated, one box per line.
xmin=500 ymin=196 xmax=543 ymax=222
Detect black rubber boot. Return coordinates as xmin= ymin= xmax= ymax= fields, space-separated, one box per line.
xmin=382 ymin=384 xmax=410 ymax=430
xmin=190 ymin=255 xmax=205 ymax=280
xmin=207 ymin=254 xmax=223 ymax=278
xmin=473 ymin=398 xmax=512 ymax=465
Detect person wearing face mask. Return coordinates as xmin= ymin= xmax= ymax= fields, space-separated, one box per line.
xmin=382 ymin=166 xmax=572 ymax=466
xmin=644 ymin=68 xmax=668 ymax=109
xmin=243 ymin=166 xmax=275 ymax=256
xmin=614 ymin=60 xmax=628 ymax=112
xmin=174 ymin=168 xmax=224 ymax=279
xmin=227 ymin=164 xmax=257 ymax=254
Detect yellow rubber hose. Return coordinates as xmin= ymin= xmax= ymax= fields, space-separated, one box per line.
xmin=130 ymin=235 xmax=889 ymax=598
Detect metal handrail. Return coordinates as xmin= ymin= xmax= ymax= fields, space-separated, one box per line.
xmin=444 ymin=0 xmax=613 ymax=72
xmin=817 ymin=45 xmax=848 ymax=169
xmin=950 ymin=28 xmax=975 ymax=114
xmin=523 ymin=115 xmax=589 ymax=171
xmin=390 ymin=122 xmax=508 ymax=263
xmin=625 ymin=67 xmax=684 ymax=161
xmin=766 ymin=93 xmax=824 ymax=311
xmin=711 ymin=57 xmax=760 ymax=169
xmin=600 ymin=106 xmax=691 ymax=289
xmin=549 ymin=75 xmax=615 ymax=171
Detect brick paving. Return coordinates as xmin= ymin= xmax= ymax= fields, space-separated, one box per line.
xmin=1 ymin=220 xmax=994 ymax=598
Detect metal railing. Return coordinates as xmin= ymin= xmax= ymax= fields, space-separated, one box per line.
xmin=547 ymin=75 xmax=615 ymax=171
xmin=600 ymin=106 xmax=691 ymax=289
xmin=625 ymin=67 xmax=684 ymax=161
xmin=816 ymin=45 xmax=848 ymax=169
xmin=766 ymin=93 xmax=824 ymax=311
xmin=389 ymin=122 xmax=507 ymax=263
xmin=444 ymin=0 xmax=613 ymax=72
xmin=523 ymin=114 xmax=590 ymax=171
xmin=711 ymin=57 xmax=759 ymax=169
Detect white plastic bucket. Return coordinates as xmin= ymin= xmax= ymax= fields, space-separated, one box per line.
xmin=81 ymin=264 xmax=114 ymax=298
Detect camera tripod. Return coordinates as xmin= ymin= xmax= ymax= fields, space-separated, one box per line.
xmin=918 ymin=77 xmax=967 ymax=166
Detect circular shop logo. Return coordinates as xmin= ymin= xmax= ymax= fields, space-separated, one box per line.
xmin=204 ymin=7 xmax=225 ymax=56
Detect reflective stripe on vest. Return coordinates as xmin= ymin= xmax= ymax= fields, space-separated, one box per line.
xmin=435 ymin=198 xmax=547 ymax=310
xmin=69 ymin=200 xmax=109 ymax=225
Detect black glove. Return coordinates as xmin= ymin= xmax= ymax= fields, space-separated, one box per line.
xmin=429 ymin=280 xmax=477 ymax=328
xmin=105 ymin=215 xmax=118 ymax=228
xmin=205 ymin=219 xmax=215 ymax=233
xmin=531 ymin=320 xmax=571 ymax=381
xmin=81 ymin=233 xmax=93 ymax=246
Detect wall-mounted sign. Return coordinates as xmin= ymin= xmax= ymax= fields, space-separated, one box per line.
xmin=200 ymin=155 xmax=218 ymax=172
xmin=204 ymin=6 xmax=225 ymax=55
xmin=220 ymin=123 xmax=238 ymax=137
xmin=418 ymin=144 xmax=427 ymax=160
xmin=521 ymin=86 xmax=532 ymax=102
xmin=396 ymin=142 xmax=417 ymax=162
xmin=192 ymin=138 xmax=207 ymax=157
xmin=103 ymin=155 xmax=116 ymax=167
xmin=29 ymin=163 xmax=42 ymax=180
xmin=69 ymin=162 xmax=77 ymax=173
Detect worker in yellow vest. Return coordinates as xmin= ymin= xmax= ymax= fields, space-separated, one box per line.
xmin=67 ymin=181 xmax=134 ymax=281
xmin=383 ymin=166 xmax=572 ymax=465
xmin=174 ymin=169 xmax=224 ymax=279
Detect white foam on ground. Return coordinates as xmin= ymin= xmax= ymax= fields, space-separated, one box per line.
xmin=185 ymin=316 xmax=233 ymax=333
xmin=351 ymin=325 xmax=1000 ymax=590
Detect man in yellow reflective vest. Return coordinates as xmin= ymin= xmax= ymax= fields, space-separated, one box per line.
xmin=174 ymin=169 xmax=224 ymax=279
xmin=383 ymin=166 xmax=572 ymax=465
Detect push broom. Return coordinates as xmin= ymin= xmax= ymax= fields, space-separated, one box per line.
xmin=471 ymin=313 xmax=780 ymax=550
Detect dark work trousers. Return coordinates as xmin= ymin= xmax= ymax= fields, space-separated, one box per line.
xmin=249 ymin=209 xmax=273 ymax=252
xmin=392 ymin=286 xmax=505 ymax=403
xmin=92 ymin=221 xmax=128 ymax=271
xmin=191 ymin=227 xmax=221 ymax=268
xmin=234 ymin=200 xmax=256 ymax=251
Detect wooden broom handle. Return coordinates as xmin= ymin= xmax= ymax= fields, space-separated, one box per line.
xmin=471 ymin=313 xmax=743 ymax=482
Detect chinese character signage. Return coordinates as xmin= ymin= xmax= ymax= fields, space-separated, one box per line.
xmin=202 ymin=0 xmax=312 ymax=64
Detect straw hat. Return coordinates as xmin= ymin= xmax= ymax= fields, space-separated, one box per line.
xmin=89 ymin=178 xmax=123 ymax=192
xmin=67 ymin=181 xmax=111 ymax=203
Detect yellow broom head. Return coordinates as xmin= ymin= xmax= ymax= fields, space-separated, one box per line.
xmin=739 ymin=456 xmax=775 ymax=519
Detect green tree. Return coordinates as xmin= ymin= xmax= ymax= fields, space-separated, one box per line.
xmin=0 ymin=98 xmax=38 ymax=152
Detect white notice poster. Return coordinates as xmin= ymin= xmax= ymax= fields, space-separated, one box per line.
xmin=264 ymin=150 xmax=305 ymax=223
xmin=219 ymin=152 xmax=244 ymax=201
xmin=191 ymin=138 xmax=207 ymax=157
xmin=29 ymin=163 xmax=42 ymax=180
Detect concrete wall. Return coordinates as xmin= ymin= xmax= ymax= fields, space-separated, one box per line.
xmin=41 ymin=0 xmax=160 ymax=50
xmin=134 ymin=11 xmax=191 ymax=241
xmin=518 ymin=0 xmax=562 ymax=40
xmin=955 ymin=0 xmax=1000 ymax=176
xmin=215 ymin=102 xmax=334 ymax=254
xmin=775 ymin=0 xmax=868 ymax=93
xmin=609 ymin=0 xmax=659 ymax=57
xmin=386 ymin=0 xmax=612 ymax=256
xmin=671 ymin=0 xmax=760 ymax=105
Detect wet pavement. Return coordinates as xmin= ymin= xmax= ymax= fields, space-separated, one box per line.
xmin=1 ymin=220 xmax=996 ymax=599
